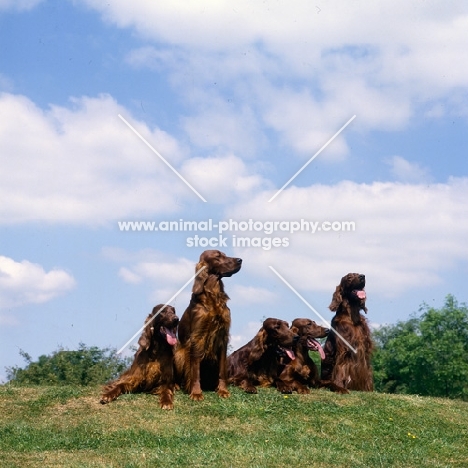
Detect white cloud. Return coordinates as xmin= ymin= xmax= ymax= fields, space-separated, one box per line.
xmin=120 ymin=258 xmax=194 ymax=285
xmin=111 ymin=249 xmax=276 ymax=313
xmin=118 ymin=267 xmax=142 ymax=285
xmin=109 ymin=249 xmax=197 ymax=305
xmin=229 ymin=284 xmax=278 ymax=306
xmin=83 ymin=0 xmax=468 ymax=155
xmin=84 ymin=1 xmax=457 ymax=55
xmin=386 ymin=156 xmax=431 ymax=182
xmin=180 ymin=154 xmax=268 ymax=204
xmin=0 ymin=256 xmax=76 ymax=308
xmin=0 ymin=93 xmax=269 ymax=225
xmin=260 ymin=87 xmax=351 ymax=160
xmin=80 ymin=0 xmax=265 ymax=50
xmin=227 ymin=178 xmax=468 ymax=297
xmin=0 ymin=93 xmax=190 ymax=224
xmin=0 ymin=0 xmax=44 ymax=11
xmin=181 ymin=102 xmax=263 ymax=157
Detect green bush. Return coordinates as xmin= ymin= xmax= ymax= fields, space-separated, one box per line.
xmin=6 ymin=343 xmax=131 ymax=386
xmin=373 ymin=295 xmax=468 ymax=400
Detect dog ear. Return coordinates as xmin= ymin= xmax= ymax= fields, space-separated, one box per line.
xmin=248 ymin=328 xmax=268 ymax=364
xmin=203 ymin=274 xmax=221 ymax=295
xmin=329 ymin=284 xmax=343 ymax=311
xmin=192 ymin=261 xmax=209 ymax=294
xmin=138 ymin=313 xmax=155 ymax=351
xmin=290 ymin=325 xmax=299 ymax=335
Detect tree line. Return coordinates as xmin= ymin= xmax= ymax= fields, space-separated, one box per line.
xmin=373 ymin=294 xmax=468 ymax=400
xmin=5 ymin=295 xmax=468 ymax=400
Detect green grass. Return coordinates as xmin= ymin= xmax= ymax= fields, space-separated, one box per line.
xmin=1 ymin=385 xmax=467 ymax=467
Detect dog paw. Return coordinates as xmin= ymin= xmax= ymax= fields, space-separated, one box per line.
xmin=160 ymin=402 xmax=174 ymax=410
xmin=190 ymin=392 xmax=204 ymax=401
xmin=217 ymin=389 xmax=230 ymax=398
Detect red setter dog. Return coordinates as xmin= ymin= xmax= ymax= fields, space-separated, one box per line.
xmin=227 ymin=318 xmax=298 ymax=394
xmin=320 ymin=273 xmax=374 ymax=391
xmin=100 ymin=304 xmax=179 ymax=409
xmin=175 ymin=250 xmax=242 ymax=401
xmin=279 ymin=318 xmax=349 ymax=394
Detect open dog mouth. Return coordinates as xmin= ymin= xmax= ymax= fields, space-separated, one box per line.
xmin=277 ymin=346 xmax=295 ymax=361
xmin=307 ymin=338 xmax=326 ymax=360
xmin=352 ymin=289 xmax=366 ymax=300
xmin=160 ymin=326 xmax=178 ymax=346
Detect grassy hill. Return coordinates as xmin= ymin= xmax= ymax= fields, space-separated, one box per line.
xmin=1 ymin=385 xmax=467 ymax=467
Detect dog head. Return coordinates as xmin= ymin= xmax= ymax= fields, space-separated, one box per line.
xmin=250 ymin=318 xmax=299 ymax=363
xmin=192 ymin=250 xmax=242 ymax=294
xmin=329 ymin=273 xmax=367 ymax=314
xmin=138 ymin=304 xmax=179 ymax=351
xmin=291 ymin=318 xmax=328 ymax=360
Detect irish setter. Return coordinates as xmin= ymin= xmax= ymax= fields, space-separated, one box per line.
xmin=320 ymin=273 xmax=374 ymax=391
xmin=175 ymin=250 xmax=242 ymax=401
xmin=227 ymin=318 xmax=298 ymax=394
xmin=100 ymin=304 xmax=179 ymax=409
xmin=279 ymin=318 xmax=349 ymax=394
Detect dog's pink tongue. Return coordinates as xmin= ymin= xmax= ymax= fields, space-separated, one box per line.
xmin=165 ymin=328 xmax=177 ymax=346
xmin=316 ymin=342 xmax=326 ymax=361
xmin=285 ymin=348 xmax=295 ymax=360
xmin=308 ymin=339 xmax=326 ymax=360
xmin=355 ymin=290 xmax=366 ymax=300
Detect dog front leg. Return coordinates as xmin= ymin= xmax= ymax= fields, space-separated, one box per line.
xmin=189 ymin=345 xmax=203 ymax=401
xmin=216 ymin=345 xmax=230 ymax=398
xmin=100 ymin=376 xmax=137 ymax=404
xmin=155 ymin=384 xmax=175 ymax=410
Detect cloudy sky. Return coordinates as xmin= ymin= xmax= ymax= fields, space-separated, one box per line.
xmin=1 ymin=1 xmax=468 ymax=380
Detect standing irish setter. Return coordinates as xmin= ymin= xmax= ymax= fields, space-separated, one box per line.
xmin=100 ymin=304 xmax=179 ymax=409
xmin=175 ymin=250 xmax=242 ymax=401
xmin=321 ymin=273 xmax=374 ymax=391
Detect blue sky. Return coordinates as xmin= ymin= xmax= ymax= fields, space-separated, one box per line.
xmin=1 ymin=0 xmax=468 ymax=381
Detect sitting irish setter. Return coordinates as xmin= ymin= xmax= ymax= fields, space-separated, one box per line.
xmin=175 ymin=250 xmax=242 ymax=401
xmin=321 ymin=273 xmax=374 ymax=391
xmin=227 ymin=318 xmax=299 ymax=394
xmin=100 ymin=304 xmax=179 ymax=409
xmin=278 ymin=318 xmax=349 ymax=394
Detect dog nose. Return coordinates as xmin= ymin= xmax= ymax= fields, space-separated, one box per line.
xmin=359 ymin=274 xmax=365 ymax=281
xmin=236 ymin=258 xmax=242 ymax=264
xmin=324 ymin=328 xmax=330 ymax=335
xmin=293 ymin=335 xmax=299 ymax=343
